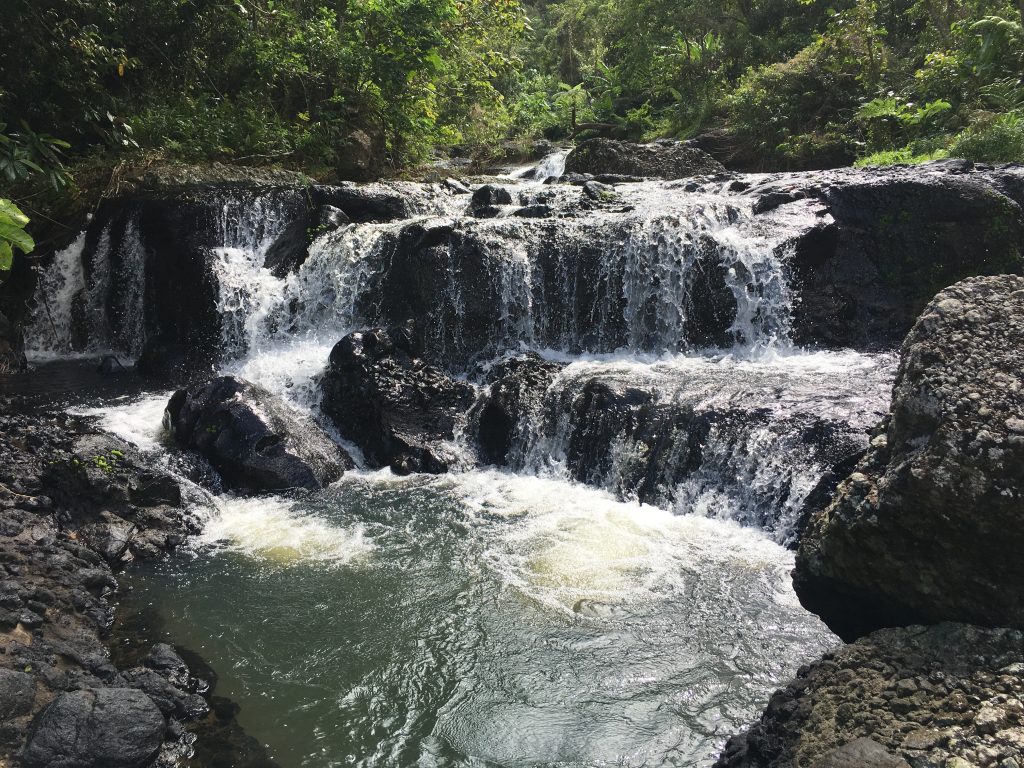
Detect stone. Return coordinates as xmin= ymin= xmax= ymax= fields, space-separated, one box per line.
xmin=795 ymin=276 xmax=1024 ymax=640
xmin=165 ymin=376 xmax=349 ymax=493
xmin=472 ymin=355 xmax=565 ymax=465
xmin=21 ymin=688 xmax=165 ymax=768
xmin=470 ymin=184 xmax=513 ymax=217
xmin=320 ymin=324 xmax=476 ymax=474
xmin=814 ymin=738 xmax=911 ymax=768
xmin=564 ymin=138 xmax=725 ymax=179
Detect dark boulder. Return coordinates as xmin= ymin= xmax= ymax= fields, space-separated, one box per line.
xmin=472 ymin=355 xmax=564 ymax=465
xmin=761 ymin=163 xmax=1024 ymax=350
xmin=21 ymin=688 xmax=165 ymax=768
xmin=470 ymin=184 xmax=513 ymax=218
xmin=795 ymin=276 xmax=1024 ymax=640
xmin=320 ymin=324 xmax=476 ymax=474
xmin=262 ymin=215 xmax=313 ymax=278
xmin=564 ymin=138 xmax=725 ymax=179
xmin=165 ymin=376 xmax=348 ymax=493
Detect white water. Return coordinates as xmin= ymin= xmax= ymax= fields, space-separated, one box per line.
xmin=25 ymin=175 xmax=895 ymax=544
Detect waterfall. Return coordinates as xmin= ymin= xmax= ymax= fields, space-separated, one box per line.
xmin=27 ymin=217 xmax=148 ymax=358
xmin=23 ymin=174 xmax=895 ymax=542
xmin=26 ymin=233 xmax=88 ymax=358
xmin=495 ymin=351 xmax=894 ymax=545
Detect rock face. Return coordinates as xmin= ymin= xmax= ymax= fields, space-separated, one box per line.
xmin=320 ymin=324 xmax=476 ymax=474
xmin=0 ymin=246 xmax=35 ymax=373
xmin=795 ymin=276 xmax=1024 ymax=640
xmin=165 ymin=376 xmax=348 ymax=493
xmin=716 ymin=623 xmax=1024 ymax=768
xmin=21 ymin=688 xmax=165 ymax=768
xmin=760 ymin=162 xmax=1024 ymax=350
xmin=564 ymin=138 xmax=726 ymax=179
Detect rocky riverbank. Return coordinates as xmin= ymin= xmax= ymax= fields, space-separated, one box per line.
xmin=0 ymin=403 xmax=209 ymax=767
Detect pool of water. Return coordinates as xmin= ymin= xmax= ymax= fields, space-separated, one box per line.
xmin=120 ymin=469 xmax=836 ymax=768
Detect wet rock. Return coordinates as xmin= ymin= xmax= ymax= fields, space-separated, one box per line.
xmin=143 ymin=643 xmax=191 ymax=685
xmin=320 ymin=204 xmax=351 ymax=229
xmin=262 ymin=215 xmax=313 ymax=278
xmin=564 ymin=138 xmax=725 ymax=179
xmin=716 ymin=623 xmax=1024 ymax=767
xmin=443 ymin=178 xmax=471 ymax=195
xmin=512 ymin=204 xmax=553 ymax=218
xmin=119 ymin=667 xmax=208 ymax=720
xmin=472 ymin=355 xmax=565 ymax=465
xmin=795 ymin=276 xmax=1024 ymax=639
xmin=95 ymin=356 xmax=128 ymax=376
xmin=582 ymin=181 xmax=615 ymax=201
xmin=470 ymin=184 xmax=513 ymax=217
xmin=165 ymin=375 xmax=349 ymax=493
xmin=320 ymin=324 xmax=476 ymax=474
xmin=21 ymin=688 xmax=165 ymax=768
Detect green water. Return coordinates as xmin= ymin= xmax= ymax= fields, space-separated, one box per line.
xmin=121 ymin=469 xmax=836 ymax=768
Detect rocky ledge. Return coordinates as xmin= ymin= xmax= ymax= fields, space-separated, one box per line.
xmin=0 ymin=407 xmax=209 ymax=767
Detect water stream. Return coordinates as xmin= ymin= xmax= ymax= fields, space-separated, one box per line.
xmin=25 ymin=153 xmax=895 ymax=766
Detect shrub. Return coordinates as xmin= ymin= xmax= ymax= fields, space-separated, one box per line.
xmin=948 ymin=112 xmax=1024 ymax=163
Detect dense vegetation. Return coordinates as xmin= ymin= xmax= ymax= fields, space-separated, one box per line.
xmin=1 ymin=0 xmax=1022 ymax=202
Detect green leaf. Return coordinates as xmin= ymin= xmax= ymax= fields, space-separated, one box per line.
xmin=0 ymin=217 xmax=34 ymax=255
xmin=0 ymin=242 xmax=11 ymax=271
xmin=0 ymin=199 xmax=29 ymax=227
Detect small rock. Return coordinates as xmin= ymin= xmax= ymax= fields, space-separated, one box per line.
xmin=814 ymin=737 xmax=912 ymax=768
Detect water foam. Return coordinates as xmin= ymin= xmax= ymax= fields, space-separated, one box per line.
xmin=199 ymin=495 xmax=373 ymax=566
xmin=72 ymin=392 xmax=175 ymax=452
xmin=420 ymin=470 xmax=794 ymax=614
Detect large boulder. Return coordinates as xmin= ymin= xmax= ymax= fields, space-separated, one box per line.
xmin=795 ymin=276 xmax=1024 ymax=640
xmin=762 ymin=163 xmax=1024 ymax=350
xmin=564 ymin=138 xmax=725 ymax=179
xmin=716 ymin=623 xmax=1024 ymax=768
xmin=320 ymin=324 xmax=476 ymax=474
xmin=165 ymin=376 xmax=348 ymax=493
xmin=21 ymin=688 xmax=165 ymax=768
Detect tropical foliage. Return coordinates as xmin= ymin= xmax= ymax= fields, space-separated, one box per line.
xmin=1 ymin=0 xmax=1022 ymax=186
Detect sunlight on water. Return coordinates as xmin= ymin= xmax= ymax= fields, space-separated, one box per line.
xmin=122 ymin=469 xmax=835 ymax=768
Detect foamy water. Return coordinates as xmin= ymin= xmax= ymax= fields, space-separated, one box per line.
xmin=198 ymin=494 xmax=373 ymax=566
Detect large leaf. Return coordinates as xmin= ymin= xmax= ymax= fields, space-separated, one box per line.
xmin=0 ymin=199 xmax=29 ymax=227
xmin=0 ymin=217 xmax=35 ymax=254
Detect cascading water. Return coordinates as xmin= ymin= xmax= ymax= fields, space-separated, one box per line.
xmin=24 ymin=170 xmax=896 ymax=767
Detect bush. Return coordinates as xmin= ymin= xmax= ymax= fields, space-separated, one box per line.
xmin=854 ymin=146 xmax=950 ymax=167
xmin=728 ymin=44 xmax=860 ymax=169
xmin=948 ymin=112 xmax=1024 ymax=163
